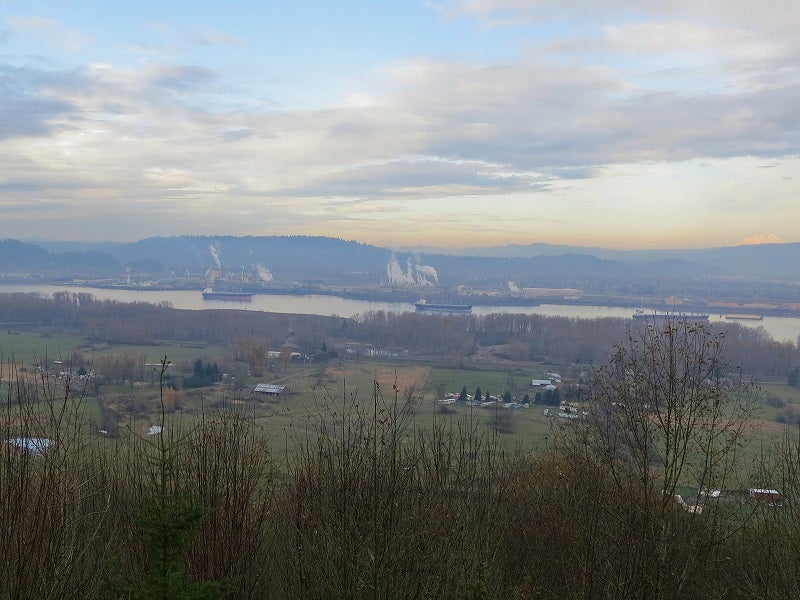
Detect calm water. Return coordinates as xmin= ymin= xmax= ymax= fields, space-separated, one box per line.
xmin=1 ymin=284 xmax=798 ymax=345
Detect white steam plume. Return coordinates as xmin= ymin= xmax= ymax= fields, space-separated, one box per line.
xmin=387 ymin=253 xmax=439 ymax=286
xmin=386 ymin=252 xmax=415 ymax=285
xmin=254 ymin=264 xmax=273 ymax=282
xmin=415 ymin=264 xmax=439 ymax=285
xmin=209 ymin=244 xmax=221 ymax=269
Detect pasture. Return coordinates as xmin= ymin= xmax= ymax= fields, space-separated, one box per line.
xmin=1 ymin=329 xmax=798 ymax=463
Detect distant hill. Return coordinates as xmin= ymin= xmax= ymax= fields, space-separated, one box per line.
xmin=8 ymin=236 xmax=799 ymax=297
xmin=408 ymin=241 xmax=800 ymax=281
xmin=653 ymin=244 xmax=800 ymax=279
xmin=409 ymin=242 xmax=614 ymax=259
xmin=106 ymin=235 xmax=391 ymax=279
xmin=0 ymin=239 xmax=121 ymax=276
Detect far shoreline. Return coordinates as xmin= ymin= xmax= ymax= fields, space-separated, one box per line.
xmin=2 ymin=278 xmax=798 ymax=320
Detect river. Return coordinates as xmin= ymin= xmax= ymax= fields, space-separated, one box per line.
xmin=1 ymin=284 xmax=798 ymax=345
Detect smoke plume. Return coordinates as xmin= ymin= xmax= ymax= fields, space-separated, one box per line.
xmin=254 ymin=264 xmax=273 ymax=282
xmin=209 ymin=244 xmax=221 ymax=269
xmin=386 ymin=253 xmax=439 ymax=286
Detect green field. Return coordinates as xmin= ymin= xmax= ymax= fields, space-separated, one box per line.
xmin=0 ymin=330 xmax=233 ymax=368
xmin=0 ymin=330 xmax=83 ymax=364
xmin=2 ymin=330 xmax=798 ymax=462
xmin=0 ymin=330 xmax=567 ymax=457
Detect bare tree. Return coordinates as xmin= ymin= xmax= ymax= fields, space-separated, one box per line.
xmin=584 ymin=318 xmax=759 ymax=599
xmin=591 ymin=319 xmax=756 ymax=501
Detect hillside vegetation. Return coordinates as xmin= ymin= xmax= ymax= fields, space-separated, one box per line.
xmin=2 ymin=294 xmax=800 ymax=597
xmin=1 ymin=349 xmax=799 ymax=599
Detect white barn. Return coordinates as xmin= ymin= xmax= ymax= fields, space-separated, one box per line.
xmin=254 ymin=383 xmax=287 ymax=396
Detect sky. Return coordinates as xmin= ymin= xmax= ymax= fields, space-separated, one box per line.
xmin=1 ymin=1 xmax=798 ymax=250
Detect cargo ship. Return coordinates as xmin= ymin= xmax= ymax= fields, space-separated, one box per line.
xmin=633 ymin=310 xmax=708 ymax=323
xmin=201 ymin=288 xmax=252 ymax=302
xmin=415 ymin=299 xmax=472 ymax=314
xmin=725 ymin=314 xmax=764 ymax=321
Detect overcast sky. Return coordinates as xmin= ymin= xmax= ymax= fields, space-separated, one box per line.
xmin=1 ymin=1 xmax=798 ymax=249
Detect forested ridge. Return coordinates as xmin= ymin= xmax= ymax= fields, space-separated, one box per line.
xmin=5 ymin=236 xmax=800 ymax=303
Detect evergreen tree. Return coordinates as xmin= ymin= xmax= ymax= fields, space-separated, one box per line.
xmin=542 ymin=389 xmax=561 ymax=406
xmin=105 ymin=357 xmax=229 ymax=599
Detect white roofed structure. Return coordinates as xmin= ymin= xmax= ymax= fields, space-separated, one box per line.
xmin=254 ymin=383 xmax=287 ymax=396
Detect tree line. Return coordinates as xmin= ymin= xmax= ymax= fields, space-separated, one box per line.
xmin=1 ymin=292 xmax=798 ymax=378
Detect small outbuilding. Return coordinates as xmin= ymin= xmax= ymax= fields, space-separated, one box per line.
xmin=748 ymin=488 xmax=782 ymax=505
xmin=254 ymin=383 xmax=288 ymax=396
xmin=7 ymin=437 xmax=53 ymax=455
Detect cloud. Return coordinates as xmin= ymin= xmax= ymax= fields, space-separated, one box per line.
xmin=739 ymin=232 xmax=782 ymax=245
xmin=437 ymin=1 xmax=800 ymax=32
xmin=4 ymin=4 xmax=797 ymax=175
xmin=281 ymin=155 xmax=549 ymax=199
xmin=188 ymin=28 xmax=242 ymax=46
xmin=146 ymin=22 xmax=242 ymax=47
xmin=6 ymin=15 xmax=91 ymax=51
xmin=1 ymin=45 xmax=796 ymax=244
xmin=221 ymin=128 xmax=254 ymax=142
xmin=0 ymin=64 xmax=80 ymax=139
xmin=380 ymin=58 xmax=800 ymax=168
xmin=0 ymin=1 xmax=797 ymax=246
xmin=145 ymin=64 xmax=218 ymax=93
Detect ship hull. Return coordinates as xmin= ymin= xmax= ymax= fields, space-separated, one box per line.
xmin=415 ymin=301 xmax=472 ymax=314
xmin=202 ymin=291 xmax=252 ymax=302
xmin=633 ymin=311 xmax=708 ymax=323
